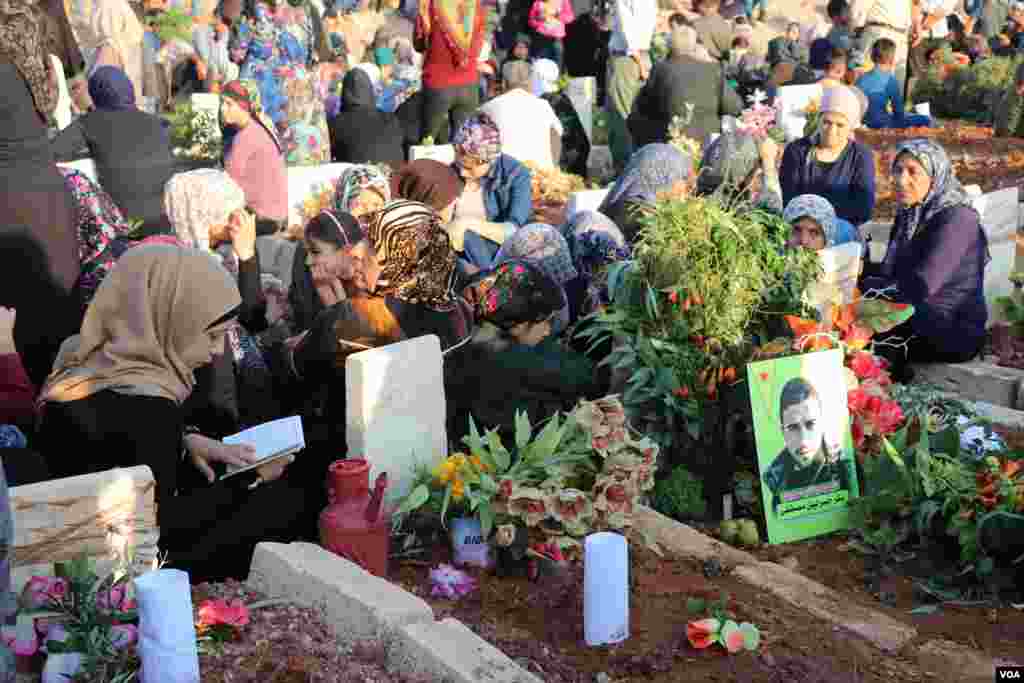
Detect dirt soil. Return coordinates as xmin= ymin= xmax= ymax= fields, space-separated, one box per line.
xmin=855 ymin=123 xmax=1024 ymax=221
xmin=752 ymin=533 xmax=1024 ymax=664
xmin=391 ymin=538 xmax=924 ymax=683
xmin=192 ymin=579 xmax=427 ymax=682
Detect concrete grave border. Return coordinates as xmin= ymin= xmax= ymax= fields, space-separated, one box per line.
xmin=247 ymin=542 xmax=544 ymax=683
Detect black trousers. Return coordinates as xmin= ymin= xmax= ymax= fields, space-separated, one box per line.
xmin=872 ymin=320 xmax=980 ymax=383
xmin=421 ymin=84 xmax=480 ymax=144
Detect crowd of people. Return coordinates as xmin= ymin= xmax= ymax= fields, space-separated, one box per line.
xmin=0 ymin=0 xmax=992 ymax=581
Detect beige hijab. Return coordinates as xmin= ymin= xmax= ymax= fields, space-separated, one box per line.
xmin=39 ymin=244 xmax=242 ymax=406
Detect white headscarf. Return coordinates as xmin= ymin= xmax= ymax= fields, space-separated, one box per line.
xmin=163 ymin=169 xmax=247 ymax=252
xmin=531 ymin=58 xmax=560 ymax=97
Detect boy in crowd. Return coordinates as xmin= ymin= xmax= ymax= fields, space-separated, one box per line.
xmin=826 ymin=0 xmax=854 ymax=50
xmin=767 ymin=22 xmax=808 ymax=66
xmin=856 ymin=38 xmax=932 ymax=128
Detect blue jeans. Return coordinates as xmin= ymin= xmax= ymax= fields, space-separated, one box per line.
xmin=459 ymin=230 xmax=501 ymax=273
xmin=744 ymin=0 xmax=764 ymax=17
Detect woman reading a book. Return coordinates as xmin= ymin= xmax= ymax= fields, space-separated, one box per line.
xmin=37 ymin=245 xmax=311 ymax=582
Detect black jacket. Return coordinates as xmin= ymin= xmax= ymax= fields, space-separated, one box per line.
xmin=628 ymin=56 xmax=743 ymax=147
xmin=328 ymin=69 xmax=406 ymax=165
xmin=51 ymin=109 xmax=178 ymax=230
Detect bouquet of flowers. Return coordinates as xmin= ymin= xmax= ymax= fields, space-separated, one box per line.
xmin=736 ymin=90 xmax=785 ymax=142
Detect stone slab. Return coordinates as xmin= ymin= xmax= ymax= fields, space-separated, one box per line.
xmin=566 ymin=77 xmax=596 ymax=143
xmin=346 ymin=335 xmax=448 ymax=504
xmin=972 ymin=399 xmax=1024 ymax=428
xmin=911 ymin=360 xmax=1023 ymax=409
xmin=247 ymin=542 xmax=434 ymax=642
xmin=566 ymin=188 xmax=610 ymax=219
xmin=632 ymin=505 xmax=757 ymax=567
xmin=973 ymin=186 xmax=1019 ymax=243
xmin=388 ymin=617 xmax=544 ymax=683
xmin=916 ymin=639 xmax=999 ymax=683
xmin=734 ymin=561 xmax=917 ymax=652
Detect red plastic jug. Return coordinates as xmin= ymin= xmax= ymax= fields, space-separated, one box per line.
xmin=319 ymin=459 xmax=391 ymax=577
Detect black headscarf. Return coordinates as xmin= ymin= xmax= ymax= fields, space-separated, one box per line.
xmin=342 ymin=68 xmax=376 ymax=112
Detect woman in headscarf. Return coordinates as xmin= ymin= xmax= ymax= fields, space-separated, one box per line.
xmin=779 ymin=85 xmax=876 ymax=227
xmin=317 ymin=30 xmax=349 ymax=119
xmin=494 ymin=223 xmax=578 ymax=333
xmin=220 ymin=79 xmax=288 ymax=234
xmin=414 ymin=0 xmax=487 ymax=143
xmin=63 ymin=0 xmax=145 ymax=97
xmin=322 ymin=0 xmax=384 ymax=66
xmin=0 ymin=13 xmax=82 ymax=389
xmin=562 ymin=210 xmax=632 ymax=318
xmin=286 ymin=200 xmax=471 ymax=450
xmin=37 ymin=244 xmax=310 ymax=582
xmin=51 ymin=66 xmax=178 ymax=234
xmin=445 ymin=258 xmax=600 ymax=440
xmin=628 ymin=22 xmax=743 ymax=149
xmin=390 ymin=159 xmax=464 ymax=222
xmin=531 ymin=57 xmax=591 ymax=177
xmin=597 ymin=143 xmax=694 ymax=242
xmin=697 ymin=131 xmax=783 ymax=213
xmin=860 ymin=139 xmax=987 ymax=382
xmin=447 ymin=112 xmax=533 ymax=270
xmin=327 ymin=67 xmax=405 ymax=165
xmin=334 ymin=164 xmax=392 ymax=225
xmin=229 ymin=0 xmax=330 ymax=166
xmin=783 ymin=194 xmax=859 ymax=251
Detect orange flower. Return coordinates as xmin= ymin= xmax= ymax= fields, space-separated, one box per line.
xmin=452 ymin=480 xmax=465 ymax=501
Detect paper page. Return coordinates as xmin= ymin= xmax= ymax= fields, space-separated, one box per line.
xmin=221 ymin=416 xmax=305 ymax=477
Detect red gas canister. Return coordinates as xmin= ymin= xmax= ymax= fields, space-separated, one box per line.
xmin=319 ymin=459 xmax=391 ymax=577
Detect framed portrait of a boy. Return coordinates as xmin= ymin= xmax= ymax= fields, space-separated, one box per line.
xmin=747 ymin=348 xmax=860 ymax=544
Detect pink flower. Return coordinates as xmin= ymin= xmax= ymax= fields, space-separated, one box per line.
xmin=22 ymin=576 xmax=68 ymax=609
xmin=196 ymin=599 xmax=250 ymax=629
xmin=871 ymin=399 xmax=905 ymax=435
xmin=686 ymin=619 xmax=720 ymax=649
xmin=110 ymin=624 xmax=138 ymax=650
xmin=429 ymin=564 xmax=476 ymax=599
xmin=849 ymin=352 xmax=883 ymax=381
xmin=96 ymin=584 xmax=128 ymax=612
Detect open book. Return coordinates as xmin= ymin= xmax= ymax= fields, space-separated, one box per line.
xmin=220 ymin=416 xmax=305 ymax=480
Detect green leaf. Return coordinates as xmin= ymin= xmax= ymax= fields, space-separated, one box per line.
xmin=685 ymin=597 xmax=707 ymax=614
xmin=440 ymin=481 xmax=453 ymax=528
xmin=478 ymin=504 xmax=495 ymax=539
xmin=515 ymin=411 xmax=532 ymax=452
xmin=396 ymin=484 xmax=430 ymax=517
xmin=854 ymin=299 xmax=915 ymax=334
xmin=486 ymin=428 xmax=511 ymax=472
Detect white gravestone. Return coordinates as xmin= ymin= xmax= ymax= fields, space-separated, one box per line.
xmin=971 ymin=187 xmax=1019 ymax=325
xmin=805 ymin=242 xmax=863 ymax=320
xmin=346 ymin=335 xmax=448 ymax=504
xmin=409 ymin=144 xmax=456 ymax=165
xmin=566 ymin=77 xmax=596 ymax=142
xmin=776 ymin=84 xmax=822 ymax=142
xmin=566 ymin=188 xmax=611 ymax=219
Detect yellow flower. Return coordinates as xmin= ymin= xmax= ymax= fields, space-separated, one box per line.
xmin=452 ymin=480 xmax=465 ymax=501
xmin=469 ymin=455 xmax=489 ymax=472
xmin=451 ymin=453 xmax=468 ymax=471
xmin=433 ymin=460 xmax=456 ymax=484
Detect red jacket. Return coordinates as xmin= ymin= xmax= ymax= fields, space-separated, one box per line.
xmin=415 ymin=0 xmax=487 ymax=90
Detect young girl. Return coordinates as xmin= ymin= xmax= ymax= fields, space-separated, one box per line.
xmin=528 ymin=0 xmax=574 ymax=66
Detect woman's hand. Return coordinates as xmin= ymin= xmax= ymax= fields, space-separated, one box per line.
xmin=759 ymin=137 xmax=779 ymax=169
xmin=185 ymin=434 xmax=258 ymax=483
xmin=229 ymin=209 xmax=257 ymax=261
xmin=311 ymin=262 xmax=347 ymax=306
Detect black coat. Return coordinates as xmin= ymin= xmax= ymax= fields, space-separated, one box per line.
xmin=51 ymin=109 xmax=179 ymax=230
xmin=328 ymin=69 xmax=406 ymax=165
xmin=628 ymin=56 xmax=743 ymax=148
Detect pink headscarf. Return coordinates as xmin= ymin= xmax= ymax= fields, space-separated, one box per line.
xmin=820 ymin=86 xmax=862 ymax=127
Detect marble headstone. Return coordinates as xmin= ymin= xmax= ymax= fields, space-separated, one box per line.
xmin=346 ymin=335 xmax=447 ymax=504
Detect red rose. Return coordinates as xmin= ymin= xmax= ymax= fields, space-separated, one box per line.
xmin=497 ymin=479 xmax=513 ymax=500
xmin=849 ymin=352 xmax=882 ymax=381
xmin=526 ymin=500 xmax=546 ymax=514
xmin=606 ymin=484 xmax=629 ymax=503
xmin=847 ymin=388 xmax=869 ymax=413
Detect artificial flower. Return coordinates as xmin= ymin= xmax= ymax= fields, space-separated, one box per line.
xmin=494 ymin=524 xmax=518 ymax=547
xmin=196 ymin=599 xmax=250 ymax=629
xmin=2 ymin=617 xmax=39 ymax=657
xmin=110 ymin=624 xmax=138 ymax=649
xmin=22 ymin=576 xmax=69 ymax=609
xmin=547 ymin=489 xmax=594 ymax=534
xmin=429 ymin=564 xmax=476 ymax=599
xmin=508 ymin=487 xmax=550 ymax=527
xmin=96 ymin=583 xmax=134 ymax=613
xmin=686 ymin=618 xmax=720 ymax=649
xmin=849 ymin=352 xmax=884 ymax=381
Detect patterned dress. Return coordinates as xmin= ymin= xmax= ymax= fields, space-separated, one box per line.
xmin=229 ymin=1 xmax=329 ymax=165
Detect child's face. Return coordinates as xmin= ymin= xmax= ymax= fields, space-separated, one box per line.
xmin=782 ymin=397 xmax=824 ymax=467
xmin=513 ymin=43 xmax=529 ymax=60
xmin=787 ymin=26 xmax=800 ymax=41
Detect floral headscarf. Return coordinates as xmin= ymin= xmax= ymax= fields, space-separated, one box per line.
xmin=163 ymin=169 xmax=247 ymax=252
xmin=890 ymin=139 xmax=974 ymax=240
xmin=222 ymin=79 xmax=283 ymax=154
xmin=598 ymin=144 xmax=693 ymax=237
xmin=784 ymin=194 xmax=840 ymax=246
xmin=470 ymin=259 xmax=558 ymax=326
xmin=365 ymin=199 xmax=457 ymax=311
xmin=335 ymin=165 xmax=391 ymax=215
xmin=563 ymin=211 xmax=631 ymax=315
xmin=0 ymin=0 xmax=57 ymax=120
xmin=494 ymin=223 xmax=576 ymax=333
xmin=453 ymin=111 xmax=502 ymax=164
